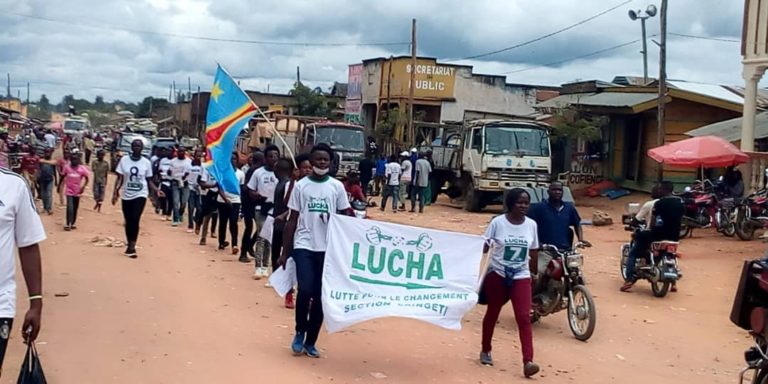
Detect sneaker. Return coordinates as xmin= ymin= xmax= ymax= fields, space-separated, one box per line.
xmin=285 ymin=291 xmax=295 ymax=309
xmin=171 ymin=221 xmax=179 ymax=227
xmin=70 ymin=224 xmax=77 ymax=230
xmin=291 ymin=332 xmax=306 ymax=355
xmin=186 ymin=228 xmax=193 ymax=233
xmin=479 ymin=351 xmax=493 ymax=366
xmin=238 ymin=256 xmax=250 ymax=263
xmin=211 ymin=232 xmax=217 ymax=239
xmin=304 ymin=344 xmax=321 ymax=358
xmin=253 ymin=271 xmax=262 ymax=280
xmin=194 ymin=224 xmax=200 ymax=235
xmin=218 ymin=241 xmax=230 ymax=251
xmin=523 ymin=362 xmax=540 ymax=378
xmin=64 ymin=225 xmax=71 ymax=231
xmin=231 ymin=246 xmax=239 ymax=255
xmin=125 ymin=246 xmax=138 ymax=259
xmin=199 ymin=238 xmax=206 ymax=246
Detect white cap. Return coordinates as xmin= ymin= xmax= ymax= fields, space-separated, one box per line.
xmin=400 ymin=151 xmax=409 ymax=157
xmin=411 ymin=148 xmax=417 ymax=152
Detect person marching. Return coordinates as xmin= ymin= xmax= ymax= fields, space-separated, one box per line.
xmin=185 ymin=150 xmax=204 ymax=233
xmin=37 ymin=148 xmax=57 ymax=215
xmin=216 ymin=152 xmax=245 ymax=255
xmin=169 ymin=147 xmax=192 ymax=227
xmin=112 ymin=139 xmax=162 ymax=258
xmin=241 ymin=151 xmax=265 ymax=263
xmin=91 ymin=149 xmax=109 ymax=212
xmin=479 ymin=188 xmax=540 ymax=378
xmin=59 ymin=151 xmax=89 ymax=231
xmin=279 ymin=144 xmax=352 ymax=358
xmin=247 ymin=145 xmax=280 ymax=276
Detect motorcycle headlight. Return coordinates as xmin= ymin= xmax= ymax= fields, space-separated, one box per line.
xmin=485 ymin=171 xmax=500 ymax=180
xmin=566 ymin=254 xmax=583 ymax=269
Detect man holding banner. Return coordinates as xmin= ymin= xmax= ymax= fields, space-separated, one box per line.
xmin=278 ymin=143 xmax=352 ymax=358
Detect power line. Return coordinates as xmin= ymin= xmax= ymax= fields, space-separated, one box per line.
xmin=7 ymin=12 xmax=410 ymax=47
xmin=449 ymin=0 xmax=633 ymax=62
xmin=502 ymin=38 xmax=642 ymax=75
xmin=668 ymin=32 xmax=740 ymax=43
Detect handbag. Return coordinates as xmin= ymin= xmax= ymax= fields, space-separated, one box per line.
xmin=17 ymin=342 xmax=47 ymax=384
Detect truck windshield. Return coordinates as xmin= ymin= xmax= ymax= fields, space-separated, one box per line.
xmin=484 ymin=125 xmax=550 ymax=157
xmin=315 ymin=126 xmax=365 ymax=152
xmin=64 ymin=120 xmax=85 ymax=131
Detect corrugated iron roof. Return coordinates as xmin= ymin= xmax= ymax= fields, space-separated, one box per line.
xmin=686 ymin=112 xmax=768 ymax=142
xmin=667 ymin=80 xmax=745 ymax=105
xmin=537 ymin=92 xmax=657 ymax=109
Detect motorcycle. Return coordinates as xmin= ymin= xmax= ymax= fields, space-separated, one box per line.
xmin=715 ymin=197 xmax=737 ymax=237
xmin=731 ymin=256 xmax=768 ymax=383
xmin=735 ymin=190 xmax=768 ymax=241
xmin=620 ymin=220 xmax=681 ymax=297
xmin=531 ymin=243 xmax=596 ymax=341
xmin=677 ymin=183 xmax=718 ymax=238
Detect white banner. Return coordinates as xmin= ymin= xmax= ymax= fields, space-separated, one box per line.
xmin=322 ymin=214 xmax=485 ymax=333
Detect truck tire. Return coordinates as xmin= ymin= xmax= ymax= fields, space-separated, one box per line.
xmin=464 ymin=183 xmax=482 ymax=212
xmin=430 ymin=177 xmax=442 ymax=203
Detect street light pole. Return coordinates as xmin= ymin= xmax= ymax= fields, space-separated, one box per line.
xmin=628 ymin=5 xmax=657 ymax=85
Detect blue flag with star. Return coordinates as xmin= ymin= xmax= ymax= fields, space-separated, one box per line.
xmin=204 ymin=65 xmax=258 ymax=195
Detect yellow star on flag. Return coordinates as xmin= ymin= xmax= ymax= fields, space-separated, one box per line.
xmin=211 ymin=81 xmax=224 ymax=102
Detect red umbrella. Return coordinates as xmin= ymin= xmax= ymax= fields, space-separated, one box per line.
xmin=647 ymin=135 xmax=749 ymax=168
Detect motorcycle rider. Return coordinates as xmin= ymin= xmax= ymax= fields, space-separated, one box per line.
xmin=635 ymin=185 xmax=662 ymax=224
xmin=621 ymin=181 xmax=685 ymax=292
xmin=527 ymin=182 xmax=590 ymax=295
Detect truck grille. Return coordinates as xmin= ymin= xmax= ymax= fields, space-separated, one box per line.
xmin=491 ymin=168 xmax=550 ymax=182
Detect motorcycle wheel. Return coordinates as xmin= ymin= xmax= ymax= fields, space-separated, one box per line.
xmin=567 ymin=285 xmax=596 ymax=342
xmin=650 ymin=265 xmax=671 ymax=298
xmin=723 ymin=222 xmax=736 ymax=237
xmin=679 ymin=223 xmax=691 ymax=239
xmin=620 ymin=244 xmax=629 ymax=281
xmin=735 ymin=207 xmax=757 ymax=241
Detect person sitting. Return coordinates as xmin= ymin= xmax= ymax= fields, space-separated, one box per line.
xmin=621 ymin=181 xmax=685 ymax=292
xmin=634 ymin=186 xmax=662 ymax=225
xmin=344 ymin=171 xmax=366 ymax=203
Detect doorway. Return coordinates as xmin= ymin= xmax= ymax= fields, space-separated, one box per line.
xmin=623 ymin=117 xmax=643 ymax=181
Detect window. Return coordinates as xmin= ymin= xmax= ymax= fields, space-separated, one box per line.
xmin=471 ymin=128 xmax=482 ymax=151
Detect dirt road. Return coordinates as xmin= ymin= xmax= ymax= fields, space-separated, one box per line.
xmin=3 ymin=190 xmax=760 ymax=383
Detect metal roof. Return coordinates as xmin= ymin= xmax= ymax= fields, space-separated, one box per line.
xmin=537 ymin=92 xmax=657 ymax=109
xmin=667 ymin=80 xmax=744 ymax=105
xmin=686 ymin=112 xmax=768 ymax=142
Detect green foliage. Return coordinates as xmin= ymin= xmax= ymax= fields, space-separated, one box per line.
xmin=290 ymin=82 xmax=330 ymax=117
xmin=550 ymin=108 xmax=606 ymax=141
xmin=376 ymin=108 xmax=408 ymax=139
xmin=136 ymin=97 xmax=172 ymax=118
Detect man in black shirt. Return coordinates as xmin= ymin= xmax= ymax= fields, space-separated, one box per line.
xmin=358 ymin=155 xmax=374 ymax=197
xmin=622 ymin=181 xmax=684 ymax=292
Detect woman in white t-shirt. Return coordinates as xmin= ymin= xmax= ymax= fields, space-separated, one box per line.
xmin=278 ymin=144 xmax=352 ymax=359
xmin=479 ymin=188 xmax=540 ymax=378
xmin=112 ymin=139 xmax=163 ymax=258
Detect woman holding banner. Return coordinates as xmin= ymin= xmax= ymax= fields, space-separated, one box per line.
xmin=278 ymin=144 xmax=352 ymax=358
xmin=479 ymin=188 xmax=540 ymax=378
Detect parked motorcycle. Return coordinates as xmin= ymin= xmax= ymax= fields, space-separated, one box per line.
xmin=731 ymin=256 xmax=768 ymax=383
xmin=735 ymin=190 xmax=768 ymax=241
xmin=531 ymin=243 xmax=596 ymax=341
xmin=620 ymin=220 xmax=681 ymax=297
xmin=715 ymin=197 xmax=737 ymax=237
xmin=677 ymin=184 xmax=718 ymax=238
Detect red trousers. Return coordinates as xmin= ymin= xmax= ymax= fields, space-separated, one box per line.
xmin=481 ymin=272 xmax=534 ymax=363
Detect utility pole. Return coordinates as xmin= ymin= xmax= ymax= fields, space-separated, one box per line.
xmin=188 ymin=76 xmax=192 ymax=101
xmin=656 ymin=0 xmax=668 ymax=181
xmin=172 ymin=81 xmax=177 ymax=103
xmin=149 ymin=97 xmax=154 ymax=117
xmin=169 ymin=85 xmax=172 ymax=101
xmin=296 ymin=66 xmax=301 ymax=84
xmin=408 ymin=18 xmax=417 ymax=146
xmin=6 ymin=73 xmax=10 ymax=98
xmin=195 ymin=86 xmax=201 ymax=138
xmin=26 ymin=82 xmax=30 ymax=106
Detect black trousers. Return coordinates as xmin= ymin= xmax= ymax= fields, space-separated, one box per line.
xmin=217 ymin=202 xmax=240 ymax=248
xmin=122 ymin=198 xmax=147 ymax=244
xmin=0 ymin=318 xmax=12 ymax=372
xmin=66 ymin=196 xmax=80 ymax=226
xmin=271 ymin=228 xmax=284 ymax=272
xmin=240 ymin=203 xmax=256 ymax=258
xmin=160 ymin=183 xmax=172 ymax=216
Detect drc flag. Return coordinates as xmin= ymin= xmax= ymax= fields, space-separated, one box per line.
xmin=204 ymin=65 xmax=257 ymax=195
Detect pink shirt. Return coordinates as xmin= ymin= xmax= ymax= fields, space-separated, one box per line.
xmin=62 ymin=164 xmax=89 ymax=196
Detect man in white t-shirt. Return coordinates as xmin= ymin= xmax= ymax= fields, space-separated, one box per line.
xmin=196 ymin=166 xmax=220 ymax=245
xmin=246 ymin=145 xmax=280 ymax=276
xmin=185 ymin=150 xmax=204 ymax=232
xmin=380 ymin=154 xmax=401 ymax=213
xmin=0 ymin=168 xmax=45 ymax=372
xmin=43 ymin=130 xmax=57 ymax=149
xmin=169 ymin=148 xmax=192 ymax=226
xmin=278 ymin=144 xmax=352 ymax=359
xmin=216 ymin=152 xmax=246 ymax=255
xmin=113 ymin=138 xmax=162 ymax=258
xmin=157 ymin=148 xmax=174 ymax=220
xmin=399 ymin=151 xmax=412 ymax=210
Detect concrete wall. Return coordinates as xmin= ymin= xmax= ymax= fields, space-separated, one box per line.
xmin=440 ymin=68 xmax=536 ymax=122
xmin=361 ymin=61 xmax=382 ymax=105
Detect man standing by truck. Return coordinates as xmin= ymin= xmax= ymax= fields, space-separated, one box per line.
xmin=411 ymin=153 xmax=432 ymax=213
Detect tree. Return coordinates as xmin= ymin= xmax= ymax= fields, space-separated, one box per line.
xmin=550 ymin=107 xmax=606 ymax=142
xmin=94 ymin=95 xmax=106 ymax=112
xmin=38 ymin=94 xmax=51 ymax=111
xmin=290 ymin=82 xmax=330 ymax=117
xmin=136 ymin=97 xmax=171 ymax=118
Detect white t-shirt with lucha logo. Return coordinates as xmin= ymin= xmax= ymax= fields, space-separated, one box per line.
xmin=247 ymin=166 xmax=279 ymax=203
xmin=288 ymin=176 xmax=351 ymax=252
xmin=117 ymin=156 xmax=154 ymax=200
xmin=0 ymin=169 xmax=47 ymax=317
xmin=484 ymin=215 xmax=539 ymax=280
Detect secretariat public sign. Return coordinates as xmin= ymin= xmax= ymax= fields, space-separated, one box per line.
xmin=322 ymin=214 xmax=485 ymax=333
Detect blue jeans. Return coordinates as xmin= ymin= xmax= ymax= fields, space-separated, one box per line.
xmin=187 ymin=189 xmax=201 ymax=228
xmin=292 ymin=249 xmax=325 ymax=346
xmin=626 ymin=230 xmax=654 ymax=281
xmin=39 ymin=179 xmax=53 ymax=212
xmin=380 ymin=184 xmax=400 ymax=212
xmin=411 ymin=185 xmax=426 ymax=211
xmin=171 ymin=182 xmax=189 ymax=223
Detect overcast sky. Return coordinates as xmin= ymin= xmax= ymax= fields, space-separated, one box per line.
xmin=1 ymin=0 xmax=764 ymax=104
